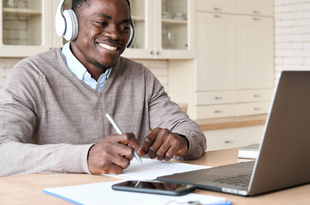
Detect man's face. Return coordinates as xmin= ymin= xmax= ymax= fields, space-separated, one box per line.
xmin=71 ymin=0 xmax=130 ymax=70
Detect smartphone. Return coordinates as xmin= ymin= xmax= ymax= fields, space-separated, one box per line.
xmin=112 ymin=180 xmax=196 ymax=196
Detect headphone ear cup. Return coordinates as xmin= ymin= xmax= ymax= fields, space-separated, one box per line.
xmin=55 ymin=0 xmax=66 ymax=37
xmin=63 ymin=9 xmax=79 ymax=41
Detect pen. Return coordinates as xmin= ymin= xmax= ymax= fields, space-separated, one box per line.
xmin=105 ymin=113 xmax=143 ymax=164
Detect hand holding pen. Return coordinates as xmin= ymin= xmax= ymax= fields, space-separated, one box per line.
xmin=106 ymin=113 xmax=143 ymax=164
xmin=87 ymin=115 xmax=142 ymax=175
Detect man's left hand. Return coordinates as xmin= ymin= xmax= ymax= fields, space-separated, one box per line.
xmin=137 ymin=128 xmax=189 ymax=161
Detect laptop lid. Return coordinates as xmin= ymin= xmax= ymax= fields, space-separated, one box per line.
xmin=158 ymin=71 xmax=310 ymax=196
xmin=247 ymin=71 xmax=310 ymax=195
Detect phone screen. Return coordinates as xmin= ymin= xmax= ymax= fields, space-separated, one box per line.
xmin=112 ymin=180 xmax=196 ymax=196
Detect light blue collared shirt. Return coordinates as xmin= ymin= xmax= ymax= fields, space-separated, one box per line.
xmin=61 ymin=42 xmax=111 ymax=91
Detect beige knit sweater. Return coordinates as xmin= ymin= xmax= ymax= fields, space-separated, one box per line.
xmin=0 ymin=48 xmax=206 ymax=176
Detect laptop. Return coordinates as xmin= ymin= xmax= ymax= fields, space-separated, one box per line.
xmin=158 ymin=71 xmax=310 ymax=196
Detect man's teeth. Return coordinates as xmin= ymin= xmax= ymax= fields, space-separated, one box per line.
xmin=98 ymin=43 xmax=117 ymax=51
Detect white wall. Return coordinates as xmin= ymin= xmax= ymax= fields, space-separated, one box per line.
xmin=274 ymin=0 xmax=310 ymax=80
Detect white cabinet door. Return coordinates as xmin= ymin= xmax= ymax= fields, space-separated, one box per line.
xmin=121 ymin=0 xmax=155 ymax=59
xmin=196 ymin=12 xmax=236 ymax=91
xmin=237 ymin=0 xmax=273 ymax=16
xmin=154 ymin=0 xmax=195 ymax=59
xmin=123 ymin=0 xmax=195 ymax=59
xmin=196 ymin=0 xmax=237 ymax=13
xmin=0 ymin=0 xmax=53 ymax=57
xmin=237 ymin=16 xmax=274 ymax=89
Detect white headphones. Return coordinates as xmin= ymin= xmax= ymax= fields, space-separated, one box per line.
xmin=55 ymin=0 xmax=135 ymax=48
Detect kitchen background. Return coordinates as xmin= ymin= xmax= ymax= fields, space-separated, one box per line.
xmin=1 ymin=0 xmax=310 ymax=92
xmin=0 ymin=0 xmax=309 ymax=150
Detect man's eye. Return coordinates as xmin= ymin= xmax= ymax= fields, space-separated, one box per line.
xmin=120 ymin=26 xmax=130 ymax=31
xmin=96 ymin=21 xmax=106 ymax=26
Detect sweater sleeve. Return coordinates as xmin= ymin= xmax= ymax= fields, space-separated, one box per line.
xmin=145 ymin=67 xmax=207 ymax=160
xmin=0 ymin=59 xmax=91 ymax=176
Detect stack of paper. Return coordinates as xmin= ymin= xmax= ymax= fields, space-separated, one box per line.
xmin=43 ymin=159 xmax=227 ymax=205
xmin=238 ymin=143 xmax=260 ymax=159
xmin=43 ymin=181 xmax=227 ymax=205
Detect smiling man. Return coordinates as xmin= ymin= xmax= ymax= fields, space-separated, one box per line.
xmin=0 ymin=0 xmax=206 ymax=176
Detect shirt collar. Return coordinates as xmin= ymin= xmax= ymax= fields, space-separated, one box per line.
xmin=61 ymin=42 xmax=112 ymax=81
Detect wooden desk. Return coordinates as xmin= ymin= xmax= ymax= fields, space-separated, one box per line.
xmin=1 ymin=148 xmax=310 ymax=205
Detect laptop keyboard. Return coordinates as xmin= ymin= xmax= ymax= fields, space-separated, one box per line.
xmin=211 ymin=173 xmax=252 ymax=187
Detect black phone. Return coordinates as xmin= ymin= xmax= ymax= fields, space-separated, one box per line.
xmin=112 ymin=180 xmax=196 ymax=196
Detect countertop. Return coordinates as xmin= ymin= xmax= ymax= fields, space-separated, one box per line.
xmin=195 ymin=114 xmax=267 ymax=131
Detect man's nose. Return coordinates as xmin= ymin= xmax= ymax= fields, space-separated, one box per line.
xmin=104 ymin=25 xmax=122 ymax=40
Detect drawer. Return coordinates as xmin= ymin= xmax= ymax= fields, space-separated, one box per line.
xmin=196 ymin=91 xmax=237 ymax=105
xmin=196 ymin=104 xmax=237 ymax=119
xmin=196 ymin=0 xmax=237 ymax=13
xmin=204 ymin=125 xmax=264 ymax=151
xmin=238 ymin=102 xmax=271 ymax=116
xmin=237 ymin=89 xmax=274 ymax=103
xmin=236 ymin=0 xmax=273 ymax=16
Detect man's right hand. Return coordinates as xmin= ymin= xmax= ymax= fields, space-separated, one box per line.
xmin=87 ymin=132 xmax=139 ymax=175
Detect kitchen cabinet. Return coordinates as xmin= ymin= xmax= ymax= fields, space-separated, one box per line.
xmin=196 ymin=12 xmax=236 ymax=91
xmin=196 ymin=0 xmax=237 ymax=14
xmin=169 ymin=0 xmax=274 ymax=120
xmin=205 ymin=125 xmax=264 ymax=151
xmin=237 ymin=15 xmax=274 ymax=89
xmin=196 ymin=0 xmax=273 ymax=16
xmin=237 ymin=0 xmax=274 ymax=16
xmin=0 ymin=0 xmax=54 ymax=57
xmin=122 ymin=0 xmax=195 ymax=59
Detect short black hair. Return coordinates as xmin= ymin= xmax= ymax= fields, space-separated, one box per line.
xmin=72 ymin=0 xmax=131 ymax=16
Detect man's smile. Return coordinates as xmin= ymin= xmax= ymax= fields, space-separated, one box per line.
xmin=98 ymin=43 xmax=118 ymax=51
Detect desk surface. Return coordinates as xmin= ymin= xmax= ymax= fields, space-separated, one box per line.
xmin=1 ymin=148 xmax=310 ymax=205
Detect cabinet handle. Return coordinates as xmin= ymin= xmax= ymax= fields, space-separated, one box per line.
xmin=214 ymin=110 xmax=223 ymax=113
xmin=214 ymin=7 xmax=222 ymax=11
xmin=253 ymin=18 xmax=260 ymax=21
xmin=224 ymin=140 xmax=234 ymax=144
xmin=253 ymin=10 xmax=260 ymax=14
xmin=150 ymin=51 xmax=154 ymax=55
xmin=157 ymin=51 xmax=160 ymax=55
xmin=215 ymin=15 xmax=222 ymax=18
xmin=253 ymin=94 xmax=261 ymax=98
xmin=214 ymin=96 xmax=223 ymax=100
xmin=254 ymin=107 xmax=261 ymax=110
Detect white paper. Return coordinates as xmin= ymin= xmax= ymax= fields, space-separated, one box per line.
xmin=43 ymin=181 xmax=226 ymax=205
xmin=104 ymin=158 xmax=211 ymax=180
